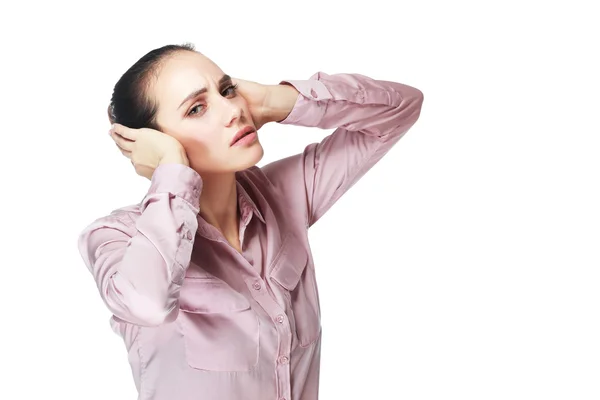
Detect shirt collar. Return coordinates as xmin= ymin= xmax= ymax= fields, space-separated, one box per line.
xmin=195 ymin=178 xmax=266 ymax=241
xmin=236 ymin=181 xmax=265 ymax=224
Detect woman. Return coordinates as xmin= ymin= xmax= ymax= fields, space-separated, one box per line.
xmin=78 ymin=43 xmax=424 ymax=400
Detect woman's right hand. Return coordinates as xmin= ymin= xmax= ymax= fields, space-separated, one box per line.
xmin=109 ymin=123 xmax=189 ymax=180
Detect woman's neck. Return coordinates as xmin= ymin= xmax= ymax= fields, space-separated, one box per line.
xmin=198 ymin=172 xmax=240 ymax=243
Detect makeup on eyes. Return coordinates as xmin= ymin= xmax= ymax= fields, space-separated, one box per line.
xmin=186 ymin=83 xmax=238 ymax=116
xmin=178 ymin=74 xmax=233 ymax=110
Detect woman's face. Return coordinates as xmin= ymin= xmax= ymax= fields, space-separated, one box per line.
xmin=151 ymin=51 xmax=263 ymax=175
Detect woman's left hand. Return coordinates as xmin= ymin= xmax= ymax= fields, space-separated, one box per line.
xmin=234 ymin=78 xmax=299 ymax=130
xmin=233 ymin=78 xmax=272 ymax=130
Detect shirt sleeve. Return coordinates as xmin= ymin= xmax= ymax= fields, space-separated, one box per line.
xmin=261 ymin=71 xmax=424 ymax=227
xmin=77 ymin=163 xmax=202 ymax=327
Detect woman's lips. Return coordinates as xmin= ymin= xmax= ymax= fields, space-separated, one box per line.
xmin=231 ymin=130 xmax=257 ymax=147
xmin=231 ymin=126 xmax=257 ymax=146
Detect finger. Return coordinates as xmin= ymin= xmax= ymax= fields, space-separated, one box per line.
xmin=115 ymin=143 xmax=132 ymax=158
xmin=110 ymin=131 xmax=134 ymax=151
xmin=111 ymin=123 xmax=137 ymax=140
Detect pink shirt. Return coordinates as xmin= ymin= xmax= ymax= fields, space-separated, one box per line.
xmin=78 ymin=71 xmax=424 ymax=400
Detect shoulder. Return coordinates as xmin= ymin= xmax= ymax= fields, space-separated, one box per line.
xmin=259 ymin=150 xmax=310 ymax=191
xmin=236 ymin=165 xmax=275 ymax=191
xmin=237 ymin=164 xmax=310 ymax=228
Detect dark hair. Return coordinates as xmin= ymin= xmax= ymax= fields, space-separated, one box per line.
xmin=108 ymin=43 xmax=196 ymax=130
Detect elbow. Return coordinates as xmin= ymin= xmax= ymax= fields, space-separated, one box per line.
xmin=104 ymin=274 xmax=180 ymax=327
xmin=402 ymin=88 xmax=425 ymax=127
xmin=133 ymin=304 xmax=180 ymax=327
xmin=407 ymin=87 xmax=424 ymax=115
xmin=108 ymin=296 xmax=180 ymax=327
xmin=416 ymin=89 xmax=425 ymax=111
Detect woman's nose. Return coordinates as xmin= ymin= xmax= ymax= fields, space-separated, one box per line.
xmin=223 ymin=99 xmax=242 ymax=127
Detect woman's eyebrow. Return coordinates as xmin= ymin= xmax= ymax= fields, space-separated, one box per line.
xmin=177 ymin=74 xmax=232 ymax=110
xmin=218 ymin=74 xmax=232 ymax=87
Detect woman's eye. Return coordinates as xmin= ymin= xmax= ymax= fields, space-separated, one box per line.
xmin=222 ymin=84 xmax=238 ymax=97
xmin=188 ymin=104 xmax=204 ymax=116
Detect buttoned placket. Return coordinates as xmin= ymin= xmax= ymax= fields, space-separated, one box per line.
xmin=241 ymin=208 xmax=293 ymax=400
xmin=202 ymin=197 xmax=294 ymax=400
xmin=242 ymin=270 xmax=293 ymax=400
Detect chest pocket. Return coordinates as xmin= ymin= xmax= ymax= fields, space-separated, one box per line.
xmin=269 ymin=233 xmax=321 ymax=348
xmin=177 ymin=277 xmax=259 ymax=372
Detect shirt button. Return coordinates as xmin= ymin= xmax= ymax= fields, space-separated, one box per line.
xmin=310 ymin=88 xmax=318 ymax=99
xmin=276 ymin=314 xmax=285 ymax=324
xmin=186 ymin=231 xmax=193 ymax=240
xmin=279 ymin=356 xmax=289 ymax=365
xmin=252 ymin=281 xmax=261 ymax=290
xmin=357 ymin=90 xmax=365 ymax=103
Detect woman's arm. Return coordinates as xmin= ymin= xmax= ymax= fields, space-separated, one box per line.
xmin=77 ymin=163 xmax=201 ymax=326
xmin=261 ymin=71 xmax=424 ymax=227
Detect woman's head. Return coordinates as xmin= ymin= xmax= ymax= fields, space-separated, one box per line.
xmin=109 ymin=43 xmax=263 ymax=175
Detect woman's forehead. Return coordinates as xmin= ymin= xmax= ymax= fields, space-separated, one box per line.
xmin=155 ymin=52 xmax=223 ymax=100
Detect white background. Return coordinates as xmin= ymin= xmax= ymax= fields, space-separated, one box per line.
xmin=1 ymin=0 xmax=599 ymax=399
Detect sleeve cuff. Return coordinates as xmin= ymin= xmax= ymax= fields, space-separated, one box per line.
xmin=142 ymin=163 xmax=202 ymax=211
xmin=277 ymin=74 xmax=333 ymax=127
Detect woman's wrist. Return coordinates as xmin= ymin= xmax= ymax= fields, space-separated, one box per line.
xmin=159 ymin=146 xmax=189 ymax=167
xmin=264 ymin=83 xmax=299 ymax=123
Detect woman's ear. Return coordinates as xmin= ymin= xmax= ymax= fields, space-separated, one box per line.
xmin=107 ymin=103 xmax=116 ymax=124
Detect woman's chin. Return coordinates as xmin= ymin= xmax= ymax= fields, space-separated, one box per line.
xmin=190 ymin=145 xmax=264 ymax=175
xmin=236 ymin=145 xmax=264 ymax=171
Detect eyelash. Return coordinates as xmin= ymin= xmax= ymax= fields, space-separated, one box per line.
xmin=187 ymin=84 xmax=239 ymax=116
